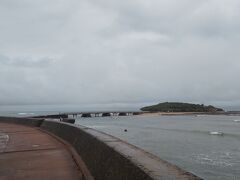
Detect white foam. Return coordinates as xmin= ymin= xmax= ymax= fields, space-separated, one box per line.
xmin=194 ymin=153 xmax=233 ymax=167
xmin=196 ymin=115 xmax=206 ymax=117
xmin=88 ymin=125 xmax=107 ymax=129
xmin=233 ymin=120 xmax=240 ymax=122
xmin=18 ymin=112 xmax=35 ymax=115
xmin=209 ymin=131 xmax=224 ymax=135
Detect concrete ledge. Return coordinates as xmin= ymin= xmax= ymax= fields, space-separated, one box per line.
xmin=0 ymin=116 xmax=44 ymax=127
xmin=41 ymin=120 xmax=202 ymax=180
xmin=0 ymin=117 xmax=202 ymax=180
xmin=32 ymin=114 xmax=68 ymax=119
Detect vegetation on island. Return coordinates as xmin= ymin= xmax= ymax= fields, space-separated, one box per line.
xmin=140 ymin=102 xmax=224 ymax=112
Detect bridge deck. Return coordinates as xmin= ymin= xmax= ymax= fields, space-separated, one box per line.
xmin=0 ymin=122 xmax=83 ymax=180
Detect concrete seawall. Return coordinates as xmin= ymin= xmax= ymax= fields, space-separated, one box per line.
xmin=0 ymin=116 xmax=202 ymax=180
xmin=0 ymin=116 xmax=44 ymax=127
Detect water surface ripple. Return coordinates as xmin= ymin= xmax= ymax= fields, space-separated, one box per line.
xmin=76 ymin=115 xmax=240 ymax=180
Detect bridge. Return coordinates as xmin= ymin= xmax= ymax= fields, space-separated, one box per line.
xmin=34 ymin=111 xmax=144 ymax=119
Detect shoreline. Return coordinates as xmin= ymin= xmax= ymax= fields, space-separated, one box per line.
xmin=138 ymin=111 xmax=230 ymax=117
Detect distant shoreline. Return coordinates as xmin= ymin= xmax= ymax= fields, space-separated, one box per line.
xmin=139 ymin=112 xmax=204 ymax=117
xmin=139 ymin=111 xmax=240 ymax=117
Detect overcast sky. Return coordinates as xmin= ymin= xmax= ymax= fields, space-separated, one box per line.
xmin=0 ymin=0 xmax=240 ymax=109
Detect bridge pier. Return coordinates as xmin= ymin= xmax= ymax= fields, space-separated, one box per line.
xmin=119 ymin=112 xmax=127 ymax=116
xmin=102 ymin=113 xmax=111 ymax=117
xmin=81 ymin=113 xmax=92 ymax=118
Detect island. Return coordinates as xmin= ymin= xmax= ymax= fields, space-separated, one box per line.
xmin=141 ymin=102 xmax=224 ymax=112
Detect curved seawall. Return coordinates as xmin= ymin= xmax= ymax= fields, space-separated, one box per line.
xmin=0 ymin=116 xmax=202 ymax=180
xmin=0 ymin=116 xmax=44 ymax=127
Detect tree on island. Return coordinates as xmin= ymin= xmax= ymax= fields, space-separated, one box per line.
xmin=141 ymin=102 xmax=224 ymax=112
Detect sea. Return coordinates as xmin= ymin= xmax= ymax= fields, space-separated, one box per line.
xmin=0 ymin=106 xmax=239 ymax=179
xmin=75 ymin=115 xmax=240 ymax=180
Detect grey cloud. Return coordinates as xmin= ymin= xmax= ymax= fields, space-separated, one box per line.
xmin=0 ymin=0 xmax=240 ymax=109
xmin=0 ymin=54 xmax=54 ymax=68
xmin=95 ymin=0 xmax=240 ymax=38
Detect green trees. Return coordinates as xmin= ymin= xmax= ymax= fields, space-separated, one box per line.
xmin=141 ymin=102 xmax=224 ymax=112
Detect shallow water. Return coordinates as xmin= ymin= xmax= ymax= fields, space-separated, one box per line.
xmin=76 ymin=115 xmax=240 ymax=180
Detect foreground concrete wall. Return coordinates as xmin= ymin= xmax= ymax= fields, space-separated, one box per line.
xmin=41 ymin=120 xmax=151 ymax=180
xmin=0 ymin=116 xmax=43 ymax=127
xmin=41 ymin=120 xmax=201 ymax=180
xmin=33 ymin=114 xmax=68 ymax=119
xmin=0 ymin=117 xmax=201 ymax=180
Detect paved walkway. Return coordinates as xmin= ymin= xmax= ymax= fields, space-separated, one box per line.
xmin=0 ymin=122 xmax=83 ymax=180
